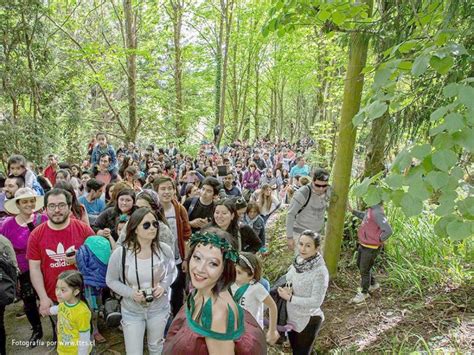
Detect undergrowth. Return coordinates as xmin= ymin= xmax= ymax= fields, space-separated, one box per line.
xmin=384 ymin=207 xmax=472 ymax=297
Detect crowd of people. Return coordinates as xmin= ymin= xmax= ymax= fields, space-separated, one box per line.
xmin=0 ymin=133 xmax=391 ymax=355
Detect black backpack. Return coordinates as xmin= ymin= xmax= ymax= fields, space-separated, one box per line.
xmin=0 ymin=251 xmax=17 ymax=306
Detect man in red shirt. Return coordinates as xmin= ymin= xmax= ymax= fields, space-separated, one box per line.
xmin=27 ymin=188 xmax=94 ymax=339
xmin=44 ymin=154 xmax=59 ymax=186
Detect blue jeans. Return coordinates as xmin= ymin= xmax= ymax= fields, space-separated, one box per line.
xmin=121 ymin=302 xmax=170 ymax=355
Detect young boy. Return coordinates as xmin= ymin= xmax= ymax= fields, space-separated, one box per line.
xmin=79 ymin=179 xmax=106 ymax=225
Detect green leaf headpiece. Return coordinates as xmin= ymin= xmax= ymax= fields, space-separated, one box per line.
xmin=189 ymin=232 xmax=239 ymax=263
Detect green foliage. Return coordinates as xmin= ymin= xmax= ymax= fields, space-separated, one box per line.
xmin=385 ymin=208 xmax=472 ymax=297
xmin=381 ymin=78 xmax=473 ymax=240
xmin=351 ymin=0 xmax=473 ymax=241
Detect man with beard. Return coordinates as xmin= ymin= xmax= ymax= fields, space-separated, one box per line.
xmin=0 ymin=175 xmax=25 ymax=221
xmin=143 ymin=166 xmax=163 ymax=189
xmin=27 ymin=188 xmax=94 ymax=341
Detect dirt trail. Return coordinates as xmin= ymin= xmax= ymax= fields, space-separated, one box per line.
xmin=5 ymin=208 xmax=472 ymax=354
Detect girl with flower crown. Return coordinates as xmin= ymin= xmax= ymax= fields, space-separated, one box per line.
xmin=163 ymin=227 xmax=266 ymax=354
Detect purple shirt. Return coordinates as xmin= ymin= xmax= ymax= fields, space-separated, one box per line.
xmin=0 ymin=213 xmax=48 ymax=273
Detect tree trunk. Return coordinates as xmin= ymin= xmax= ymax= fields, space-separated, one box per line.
xmin=214 ymin=3 xmax=224 ymax=128
xmin=254 ymin=61 xmax=260 ymax=139
xmin=268 ymin=88 xmax=276 ymax=140
xmin=363 ymin=0 xmax=395 ymax=179
xmin=22 ymin=11 xmax=42 ymax=162
xmin=123 ymin=0 xmax=138 ymax=143
xmin=231 ymin=33 xmax=239 ymax=139
xmin=277 ymin=78 xmax=285 ymax=141
xmin=168 ymin=0 xmax=186 ymax=143
xmin=215 ymin=0 xmax=234 ymax=148
xmin=323 ymin=0 xmax=373 ymax=277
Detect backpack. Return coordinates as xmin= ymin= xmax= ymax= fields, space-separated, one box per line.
xmin=0 ymin=251 xmax=18 ymax=306
xmin=296 ymin=185 xmax=312 ymax=216
xmin=187 ymin=197 xmax=199 ymax=218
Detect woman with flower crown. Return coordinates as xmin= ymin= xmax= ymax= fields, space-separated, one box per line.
xmin=163 ymin=227 xmax=266 ymax=354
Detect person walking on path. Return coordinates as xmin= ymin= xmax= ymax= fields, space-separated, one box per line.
xmin=277 ymin=230 xmax=329 ymax=355
xmin=285 ymin=168 xmax=331 ymax=251
xmin=348 ymin=202 xmax=392 ymax=304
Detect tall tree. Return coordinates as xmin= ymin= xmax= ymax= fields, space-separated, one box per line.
xmin=123 ymin=0 xmax=138 ymax=143
xmin=215 ymin=0 xmax=234 ymax=147
xmin=166 ymin=0 xmax=187 ymax=143
xmin=323 ymin=0 xmax=374 ymax=276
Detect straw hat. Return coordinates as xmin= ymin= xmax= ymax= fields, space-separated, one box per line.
xmin=4 ymin=188 xmax=44 ymax=215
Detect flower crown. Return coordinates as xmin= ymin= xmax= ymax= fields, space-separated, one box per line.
xmin=190 ymin=232 xmax=239 ymax=263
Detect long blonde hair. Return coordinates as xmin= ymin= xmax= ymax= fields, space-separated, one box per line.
xmin=257 ymin=184 xmax=272 ymax=212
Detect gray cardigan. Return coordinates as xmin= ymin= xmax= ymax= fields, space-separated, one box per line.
xmin=286 ymin=185 xmax=331 ymax=238
xmin=285 ymin=256 xmax=329 ymax=332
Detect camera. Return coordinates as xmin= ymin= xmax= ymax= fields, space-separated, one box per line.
xmin=141 ymin=288 xmax=154 ymax=303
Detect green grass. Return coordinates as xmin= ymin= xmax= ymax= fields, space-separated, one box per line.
xmin=384 ymin=207 xmax=472 ymax=297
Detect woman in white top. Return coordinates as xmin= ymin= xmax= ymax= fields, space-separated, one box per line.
xmin=277 ymin=230 xmax=329 ymax=355
xmin=106 ymin=207 xmax=176 ymax=355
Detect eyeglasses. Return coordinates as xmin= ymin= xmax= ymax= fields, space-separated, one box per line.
xmin=149 ymin=171 xmax=159 ymax=175
xmin=142 ymin=221 xmax=159 ymax=230
xmin=314 ymin=183 xmax=329 ymax=189
xmin=47 ymin=203 xmax=69 ymax=211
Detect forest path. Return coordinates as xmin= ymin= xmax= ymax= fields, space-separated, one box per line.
xmin=5 ymin=207 xmax=472 ymax=354
xmin=264 ymin=207 xmax=472 ymax=353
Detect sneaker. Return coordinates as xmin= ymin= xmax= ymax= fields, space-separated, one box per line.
xmin=350 ymin=292 xmax=370 ymax=304
xmin=26 ymin=326 xmax=43 ymax=348
xmin=15 ymin=311 xmax=26 ymax=319
xmin=369 ymin=283 xmax=380 ymax=292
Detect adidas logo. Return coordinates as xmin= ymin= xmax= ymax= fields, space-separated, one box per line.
xmin=46 ymin=243 xmax=75 ymax=268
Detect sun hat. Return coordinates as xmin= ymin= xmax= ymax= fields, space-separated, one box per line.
xmin=4 ymin=187 xmax=44 ymax=215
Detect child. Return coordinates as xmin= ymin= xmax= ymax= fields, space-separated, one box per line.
xmin=90 ymin=132 xmax=117 ymax=173
xmin=76 ymin=236 xmax=112 ymax=343
xmin=348 ymin=202 xmax=393 ymax=304
xmin=8 ymin=154 xmax=44 ymax=195
xmin=50 ymin=270 xmax=92 ymax=355
xmin=243 ymin=202 xmax=266 ymax=251
xmin=231 ymin=252 xmax=280 ymax=345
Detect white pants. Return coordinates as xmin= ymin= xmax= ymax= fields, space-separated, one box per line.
xmin=121 ymin=302 xmax=170 ymax=355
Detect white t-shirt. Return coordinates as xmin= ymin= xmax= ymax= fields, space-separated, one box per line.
xmin=231 ymin=282 xmax=268 ymax=328
xmin=164 ymin=206 xmax=181 ymax=263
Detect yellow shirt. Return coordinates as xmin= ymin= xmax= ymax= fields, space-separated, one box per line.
xmin=57 ymin=300 xmax=91 ymax=354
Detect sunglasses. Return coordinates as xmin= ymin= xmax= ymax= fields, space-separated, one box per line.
xmin=236 ymin=197 xmax=246 ymax=205
xmin=314 ymin=183 xmax=329 ymax=188
xmin=142 ymin=221 xmax=159 ymax=230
